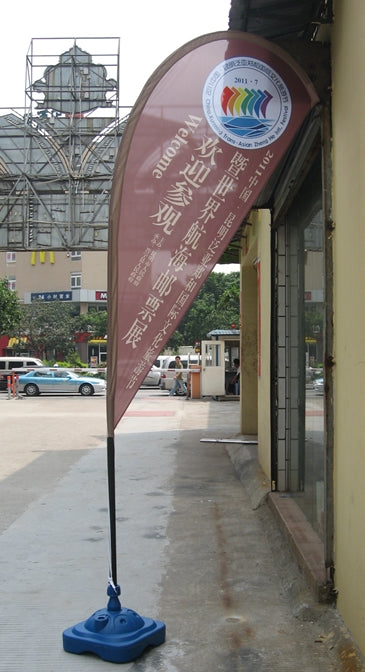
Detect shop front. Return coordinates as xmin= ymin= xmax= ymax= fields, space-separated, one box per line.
xmin=272 ymin=154 xmax=326 ymax=542
xmin=88 ymin=338 xmax=107 ymax=367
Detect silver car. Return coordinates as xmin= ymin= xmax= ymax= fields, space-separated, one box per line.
xmin=18 ymin=368 xmax=106 ymax=396
xmin=141 ymin=365 xmax=161 ymax=387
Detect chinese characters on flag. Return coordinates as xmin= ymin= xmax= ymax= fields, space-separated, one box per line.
xmin=107 ymin=31 xmax=318 ymax=433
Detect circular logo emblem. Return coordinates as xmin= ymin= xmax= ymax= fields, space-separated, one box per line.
xmin=202 ymin=56 xmax=292 ymax=150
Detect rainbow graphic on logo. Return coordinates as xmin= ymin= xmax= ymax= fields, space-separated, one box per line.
xmin=220 ymin=86 xmax=274 ymax=138
xmin=203 ymin=57 xmax=292 ymax=149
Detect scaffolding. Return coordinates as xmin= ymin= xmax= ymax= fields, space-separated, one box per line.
xmin=0 ymin=37 xmax=129 ymax=250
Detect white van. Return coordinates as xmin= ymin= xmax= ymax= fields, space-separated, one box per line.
xmin=0 ymin=356 xmax=44 ymax=390
xmin=153 ymin=354 xmax=170 ymax=371
xmin=159 ymin=354 xmax=200 ymax=393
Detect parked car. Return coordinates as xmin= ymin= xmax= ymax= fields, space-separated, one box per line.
xmin=18 ymin=368 xmax=106 ymax=396
xmin=159 ymin=355 xmax=199 ymax=392
xmin=0 ymin=356 xmax=44 ymax=390
xmin=153 ymin=355 xmax=170 ymax=371
xmin=313 ymin=377 xmax=324 ymax=395
xmin=141 ymin=365 xmax=161 ymax=387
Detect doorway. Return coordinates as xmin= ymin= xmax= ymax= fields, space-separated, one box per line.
xmin=200 ymin=340 xmax=226 ymax=396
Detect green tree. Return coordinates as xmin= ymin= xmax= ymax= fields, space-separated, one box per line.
xmin=166 ymin=271 xmax=240 ymax=348
xmin=0 ymin=278 xmax=23 ymax=335
xmin=217 ymin=279 xmax=240 ymax=314
xmin=73 ymin=308 xmax=108 ymax=339
xmin=304 ymin=306 xmax=323 ymax=339
xmin=21 ymin=300 xmax=76 ymax=361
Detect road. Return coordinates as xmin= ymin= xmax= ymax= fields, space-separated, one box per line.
xmin=0 ymin=387 xmax=162 ymax=532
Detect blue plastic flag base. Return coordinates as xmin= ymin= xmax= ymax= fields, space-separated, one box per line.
xmin=63 ymin=585 xmax=166 ymax=664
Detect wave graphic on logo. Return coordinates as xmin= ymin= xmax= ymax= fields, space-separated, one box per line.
xmin=220 ymin=86 xmax=274 ymax=138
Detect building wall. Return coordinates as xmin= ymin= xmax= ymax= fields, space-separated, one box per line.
xmin=237 ymin=6 xmax=365 ymax=653
xmin=331 ymin=0 xmax=365 ymax=653
xmin=255 ymin=210 xmax=272 ymax=479
xmin=240 ymin=213 xmax=258 ymax=435
xmin=79 ymin=251 xmax=108 ymax=289
xmin=0 ymin=250 xmax=107 ymax=304
xmin=239 ymin=209 xmax=271 ymax=476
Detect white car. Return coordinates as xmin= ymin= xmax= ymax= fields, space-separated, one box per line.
xmin=159 ymin=355 xmax=199 ymax=392
xmin=141 ymin=365 xmax=161 ymax=387
xmin=313 ymin=377 xmax=324 ymax=395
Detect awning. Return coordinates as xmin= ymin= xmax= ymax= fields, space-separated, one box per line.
xmin=8 ymin=337 xmax=28 ymax=347
xmin=207 ymin=329 xmax=240 ymax=338
xmin=229 ymin=0 xmax=332 ymax=41
xmin=217 ymin=1 xmax=332 ymax=264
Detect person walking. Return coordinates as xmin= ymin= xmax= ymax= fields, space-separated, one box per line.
xmin=169 ymin=356 xmax=187 ymax=396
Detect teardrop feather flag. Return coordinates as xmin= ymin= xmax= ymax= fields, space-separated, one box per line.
xmin=107 ymin=31 xmax=319 ymax=434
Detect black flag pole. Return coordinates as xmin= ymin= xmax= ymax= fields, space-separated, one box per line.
xmin=62 ymin=424 xmax=165 ymax=663
xmin=62 ymin=68 xmax=166 ymax=661
xmin=107 ymin=435 xmax=118 ymax=587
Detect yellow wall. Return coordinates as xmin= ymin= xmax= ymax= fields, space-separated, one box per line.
xmin=331 ymin=0 xmax=365 ymax=653
xmin=0 ymin=250 xmax=107 ymax=299
xmin=256 ymin=210 xmax=272 ymax=480
xmin=239 ymin=209 xmax=272 ymax=477
xmin=234 ymin=2 xmax=365 ymax=655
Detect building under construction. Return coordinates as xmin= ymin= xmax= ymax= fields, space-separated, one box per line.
xmin=0 ymin=37 xmax=129 ymax=251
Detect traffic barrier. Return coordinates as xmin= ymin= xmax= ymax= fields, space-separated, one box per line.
xmin=7 ymin=374 xmax=11 ymax=399
xmin=6 ymin=372 xmax=21 ymax=399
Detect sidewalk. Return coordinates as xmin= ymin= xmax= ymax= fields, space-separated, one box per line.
xmin=0 ymin=391 xmax=364 ymax=671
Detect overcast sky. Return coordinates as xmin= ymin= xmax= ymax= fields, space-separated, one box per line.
xmin=1 ymin=0 xmax=232 ymax=110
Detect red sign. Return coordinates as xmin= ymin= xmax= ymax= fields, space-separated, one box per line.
xmin=107 ymin=31 xmax=318 ymax=433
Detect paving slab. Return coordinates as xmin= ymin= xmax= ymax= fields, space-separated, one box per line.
xmin=0 ymin=390 xmax=363 ymax=671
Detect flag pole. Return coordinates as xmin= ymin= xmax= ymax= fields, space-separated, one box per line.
xmin=62 ymin=96 xmax=165 ymax=664
xmin=63 ymin=423 xmax=165 ymax=662
xmin=107 ymin=435 xmax=118 ymax=586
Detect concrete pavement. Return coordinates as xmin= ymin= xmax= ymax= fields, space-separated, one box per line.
xmin=0 ymin=390 xmax=364 ymax=671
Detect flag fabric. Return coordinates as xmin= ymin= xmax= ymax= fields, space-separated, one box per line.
xmin=107 ymin=31 xmax=319 ymax=434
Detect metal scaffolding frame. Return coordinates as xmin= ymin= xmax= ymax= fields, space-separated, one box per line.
xmin=0 ymin=37 xmax=129 ymax=251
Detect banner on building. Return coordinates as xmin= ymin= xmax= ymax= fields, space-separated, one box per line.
xmin=107 ymin=31 xmax=319 ymax=433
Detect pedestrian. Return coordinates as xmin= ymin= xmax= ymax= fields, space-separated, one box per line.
xmin=169 ymin=355 xmax=187 ymax=396
xmin=227 ymin=358 xmax=240 ymax=395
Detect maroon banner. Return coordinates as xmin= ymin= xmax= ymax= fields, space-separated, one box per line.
xmin=107 ymin=31 xmax=318 ymax=433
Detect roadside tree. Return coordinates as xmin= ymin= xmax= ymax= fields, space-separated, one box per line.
xmin=73 ymin=308 xmax=108 ymax=339
xmin=21 ymin=300 xmax=76 ymax=361
xmin=0 ymin=278 xmax=23 ymax=335
xmin=167 ymin=271 xmax=240 ymax=348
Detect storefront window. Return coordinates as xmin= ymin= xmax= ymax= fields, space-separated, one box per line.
xmin=274 ymin=156 xmax=325 ymax=540
xmin=301 ymin=212 xmax=325 ymax=537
